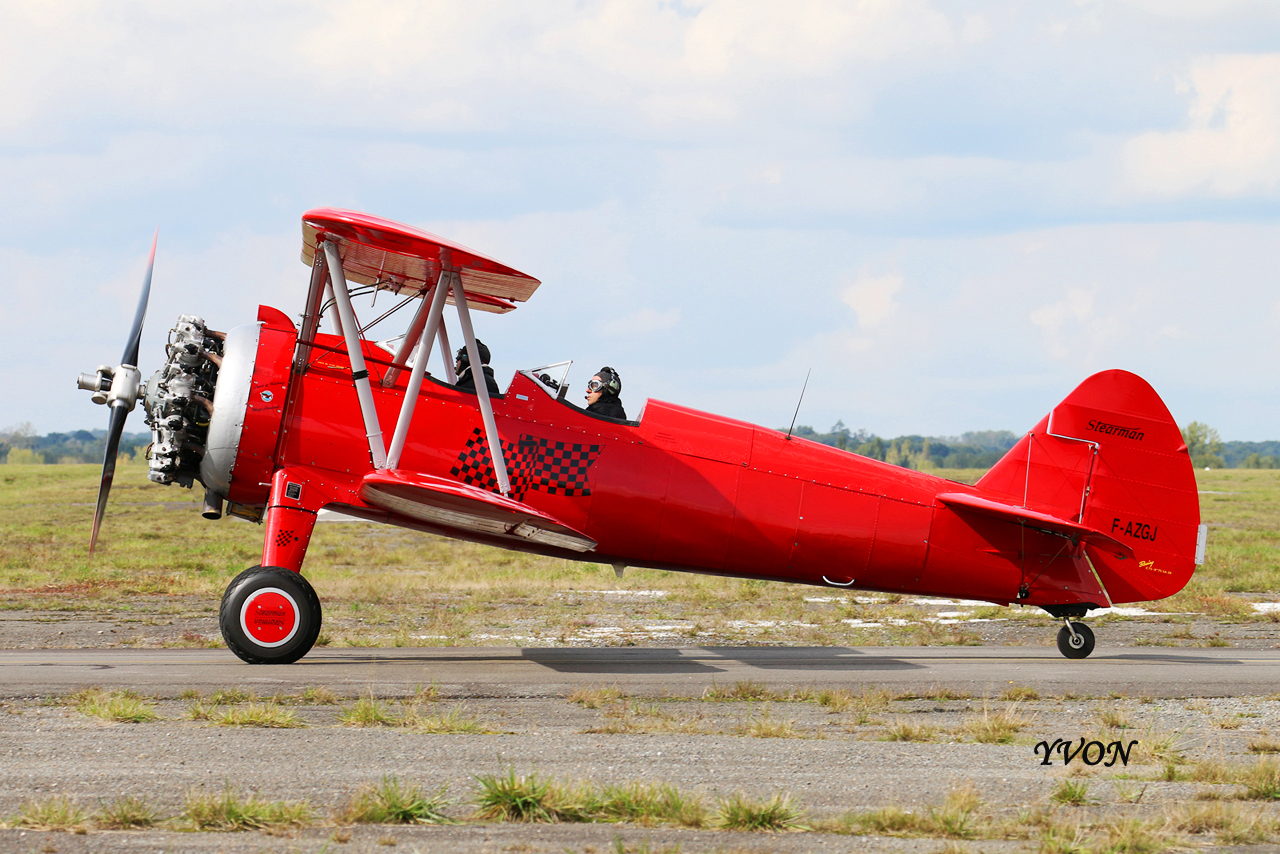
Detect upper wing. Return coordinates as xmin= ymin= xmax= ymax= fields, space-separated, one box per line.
xmin=360 ymin=469 xmax=596 ymax=553
xmin=301 ymin=208 xmax=539 ymax=313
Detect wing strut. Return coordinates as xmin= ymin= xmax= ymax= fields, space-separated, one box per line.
xmin=323 ymin=241 xmax=388 ymax=469
xmin=451 ymin=265 xmax=510 ymax=495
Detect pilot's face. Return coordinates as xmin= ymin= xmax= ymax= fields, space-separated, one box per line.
xmin=585 ymin=376 xmax=603 ymax=405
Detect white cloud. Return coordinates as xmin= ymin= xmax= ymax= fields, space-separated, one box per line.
xmin=841 ymin=272 xmax=902 ymax=328
xmin=1122 ymin=54 xmax=1280 ymax=198
xmin=1030 ymin=288 xmax=1109 ymax=361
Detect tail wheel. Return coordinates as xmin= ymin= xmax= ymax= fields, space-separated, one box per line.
xmin=1056 ymin=621 xmax=1095 ymax=659
xmin=219 ymin=566 xmax=322 ymax=664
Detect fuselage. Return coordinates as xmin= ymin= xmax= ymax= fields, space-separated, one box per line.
xmin=212 ymin=305 xmax=1107 ymax=610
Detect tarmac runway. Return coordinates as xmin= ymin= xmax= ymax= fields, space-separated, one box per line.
xmin=3 ymin=645 xmax=1279 ymax=698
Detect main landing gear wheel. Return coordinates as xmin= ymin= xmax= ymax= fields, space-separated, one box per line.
xmin=219 ymin=566 xmax=322 ymax=664
xmin=1056 ymin=621 xmax=1095 ymax=659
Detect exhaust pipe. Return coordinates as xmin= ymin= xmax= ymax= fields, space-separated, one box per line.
xmin=202 ymin=488 xmax=223 ymax=520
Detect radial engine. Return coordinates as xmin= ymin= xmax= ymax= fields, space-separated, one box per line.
xmin=142 ymin=315 xmax=223 ymax=491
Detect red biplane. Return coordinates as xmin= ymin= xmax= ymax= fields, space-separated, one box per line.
xmin=78 ymin=209 xmax=1207 ymax=664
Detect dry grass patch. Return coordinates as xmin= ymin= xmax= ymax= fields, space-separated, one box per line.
xmin=568 ymin=685 xmax=628 ymax=709
xmin=214 ymin=702 xmax=304 ymax=728
xmin=999 ymin=684 xmax=1039 ymax=701
xmin=1092 ymin=815 xmax=1177 ymax=854
xmin=183 ymin=786 xmax=313 ymax=830
xmin=340 ymin=694 xmax=398 ymax=727
xmin=597 ymin=781 xmax=706 ymax=828
xmin=815 ymin=688 xmax=856 ymax=713
xmin=1172 ymin=801 xmax=1273 ymax=844
xmin=401 ymin=705 xmax=494 ymax=734
xmin=883 ymin=718 xmax=938 ymax=742
xmin=847 ymin=785 xmax=984 ymax=840
xmin=1187 ymin=758 xmax=1237 ymax=784
xmin=1095 ymin=706 xmax=1132 ymax=730
xmin=1239 ymin=758 xmax=1280 ymax=799
xmin=587 ymin=705 xmax=714 ymax=735
xmin=1249 ymin=737 xmax=1280 ymax=754
xmin=921 ymin=685 xmax=971 ymax=701
xmin=1133 ymin=726 xmax=1188 ymax=766
xmin=301 ymin=685 xmax=341 ymax=705
xmin=12 ymin=795 xmax=89 ymax=831
xmin=738 ymin=710 xmax=809 ymax=739
xmin=701 ymin=679 xmax=778 ymax=701
xmin=209 ymin=687 xmax=256 ymax=704
xmin=961 ymin=703 xmax=1029 ymax=744
xmin=71 ymin=687 xmax=159 ymax=723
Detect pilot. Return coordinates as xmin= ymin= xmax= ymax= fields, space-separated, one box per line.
xmin=455 ymin=340 xmax=501 ymax=395
xmin=585 ymin=367 xmax=626 ymax=420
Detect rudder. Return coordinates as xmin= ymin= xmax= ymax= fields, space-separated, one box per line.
xmin=977 ymin=370 xmax=1201 ymax=605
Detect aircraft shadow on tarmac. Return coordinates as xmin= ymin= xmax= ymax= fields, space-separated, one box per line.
xmin=519 ymin=646 xmax=926 ymax=674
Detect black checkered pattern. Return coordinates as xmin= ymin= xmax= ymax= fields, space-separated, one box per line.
xmin=450 ymin=428 xmax=600 ymax=500
xmin=451 ymin=430 xmax=503 ymax=493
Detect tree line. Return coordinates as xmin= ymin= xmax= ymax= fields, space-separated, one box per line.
xmin=786 ymin=422 xmax=1020 ymax=470
xmin=788 ymin=420 xmax=1279 ymax=471
xmin=0 ymin=423 xmax=149 ymax=466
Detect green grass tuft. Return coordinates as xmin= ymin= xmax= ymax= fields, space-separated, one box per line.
xmin=714 ymin=792 xmax=806 ymax=831
xmin=597 ymin=781 xmax=706 ymax=827
xmin=214 ymin=702 xmax=304 ymax=728
xmin=338 ymin=776 xmax=453 ymax=824
xmin=183 ymin=785 xmax=313 ymax=830
xmin=401 ymin=704 xmax=493 ymax=734
xmin=340 ymin=694 xmax=398 ymax=727
xmin=472 ymin=768 xmax=594 ymax=823
xmin=14 ymin=795 xmax=89 ymax=830
xmin=95 ymin=795 xmax=159 ymax=829
xmin=71 ymin=687 xmax=159 ymax=723
xmin=1051 ymin=779 xmax=1091 ymax=806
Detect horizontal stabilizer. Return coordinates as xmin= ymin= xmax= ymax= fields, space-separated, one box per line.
xmin=361 ymin=470 xmax=596 ymax=552
xmin=936 ymin=492 xmax=1134 ymax=561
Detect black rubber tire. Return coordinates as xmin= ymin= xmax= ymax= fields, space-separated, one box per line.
xmin=219 ymin=566 xmax=322 ymax=664
xmin=1056 ymin=622 xmax=1095 ymax=659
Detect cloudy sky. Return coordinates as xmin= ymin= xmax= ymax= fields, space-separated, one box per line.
xmin=4 ymin=0 xmax=1279 ymax=440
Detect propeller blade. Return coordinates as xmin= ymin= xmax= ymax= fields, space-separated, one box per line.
xmin=89 ymin=402 xmax=130 ymax=555
xmin=121 ymin=229 xmax=157 ymax=368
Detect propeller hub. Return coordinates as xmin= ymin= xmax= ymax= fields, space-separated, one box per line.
xmin=106 ymin=365 xmax=143 ymax=411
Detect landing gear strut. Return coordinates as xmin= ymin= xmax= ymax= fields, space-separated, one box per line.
xmin=219 ymin=566 xmax=322 ymax=664
xmin=1056 ymin=619 xmax=1095 ymax=659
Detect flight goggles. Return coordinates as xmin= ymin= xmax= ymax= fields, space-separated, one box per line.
xmin=586 ymin=378 xmax=606 ymax=393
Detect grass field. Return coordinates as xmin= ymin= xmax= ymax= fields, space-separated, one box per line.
xmin=2 ymin=462 xmax=1278 ymax=649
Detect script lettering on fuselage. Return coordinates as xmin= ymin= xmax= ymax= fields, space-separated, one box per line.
xmin=1087 ymin=419 xmax=1144 ymax=441
xmin=1111 ymin=518 xmax=1158 ymax=542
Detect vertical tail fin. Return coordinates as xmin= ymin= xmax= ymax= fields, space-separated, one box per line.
xmin=977 ymin=370 xmax=1200 ymax=604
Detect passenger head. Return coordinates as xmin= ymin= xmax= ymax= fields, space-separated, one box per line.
xmin=455 ymin=339 xmax=491 ymax=372
xmin=585 ymin=366 xmax=621 ymax=405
